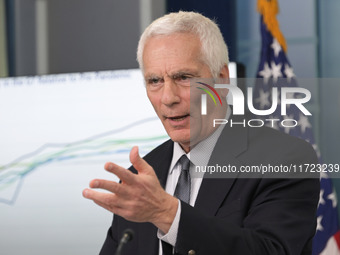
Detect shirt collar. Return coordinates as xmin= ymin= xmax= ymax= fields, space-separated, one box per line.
xmin=169 ymin=106 xmax=231 ymax=174
xmin=168 ymin=142 xmax=187 ymax=174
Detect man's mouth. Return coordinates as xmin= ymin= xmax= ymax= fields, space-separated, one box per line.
xmin=166 ymin=114 xmax=190 ymax=121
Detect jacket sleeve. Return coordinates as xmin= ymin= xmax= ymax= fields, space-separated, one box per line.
xmin=175 ymin=176 xmax=319 ymax=255
xmin=99 ymin=216 xmax=119 ymax=255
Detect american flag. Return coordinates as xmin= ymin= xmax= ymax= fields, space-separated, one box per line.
xmin=254 ymin=0 xmax=340 ymax=254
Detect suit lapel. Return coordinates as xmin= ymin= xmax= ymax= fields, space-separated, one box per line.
xmin=151 ymin=140 xmax=174 ymax=188
xmin=137 ymin=140 xmax=174 ymax=255
xmin=194 ymin=120 xmax=248 ymax=216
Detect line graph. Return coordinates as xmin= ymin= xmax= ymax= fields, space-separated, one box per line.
xmin=0 ymin=69 xmax=170 ymax=255
xmin=0 ymin=117 xmax=168 ymax=205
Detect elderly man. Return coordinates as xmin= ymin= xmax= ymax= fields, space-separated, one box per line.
xmin=83 ymin=11 xmax=319 ymax=255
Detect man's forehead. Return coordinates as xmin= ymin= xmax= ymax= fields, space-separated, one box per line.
xmin=143 ymin=32 xmax=201 ymax=54
xmin=142 ymin=32 xmax=207 ymax=79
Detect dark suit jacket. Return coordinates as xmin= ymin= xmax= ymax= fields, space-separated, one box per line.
xmin=99 ymin=121 xmax=319 ymax=255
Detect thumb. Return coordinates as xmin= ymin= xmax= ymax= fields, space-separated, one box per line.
xmin=130 ymin=146 xmax=154 ymax=175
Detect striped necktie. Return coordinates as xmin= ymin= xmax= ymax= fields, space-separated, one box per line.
xmin=162 ymin=155 xmax=191 ymax=255
xmin=174 ymin=155 xmax=191 ymax=204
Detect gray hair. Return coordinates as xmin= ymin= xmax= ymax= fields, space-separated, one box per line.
xmin=137 ymin=11 xmax=229 ymax=78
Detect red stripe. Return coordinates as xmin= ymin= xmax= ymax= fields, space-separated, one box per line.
xmin=334 ymin=230 xmax=340 ymax=248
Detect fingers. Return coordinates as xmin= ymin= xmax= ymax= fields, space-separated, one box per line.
xmin=83 ymin=188 xmax=117 ymax=206
xmin=83 ymin=146 xmax=160 ymax=222
xmin=82 ymin=189 xmax=122 ymax=213
xmin=93 ymin=200 xmax=124 ymax=216
xmin=129 ymin=146 xmax=154 ymax=175
xmin=103 ymin=147 xmax=155 ymax=182
xmin=89 ymin=179 xmax=127 ymax=196
xmin=92 ymin=199 xmax=132 ymax=222
xmin=104 ymin=162 xmax=136 ymax=184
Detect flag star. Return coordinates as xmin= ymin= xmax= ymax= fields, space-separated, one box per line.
xmin=312 ymin=143 xmax=321 ymax=158
xmin=270 ymin=61 xmax=282 ymax=83
xmin=298 ymin=113 xmax=312 ymax=133
xmin=327 ymin=190 xmax=338 ymax=208
xmin=255 ymin=89 xmax=271 ymax=109
xmin=271 ymin=38 xmax=282 ymax=57
xmin=316 ymin=215 xmax=324 ymax=231
xmin=258 ymin=62 xmax=272 ymax=84
xmin=283 ymin=114 xmax=295 ymax=134
xmin=284 ymin=63 xmax=295 ymax=83
xmin=318 ymin=189 xmax=325 ymax=207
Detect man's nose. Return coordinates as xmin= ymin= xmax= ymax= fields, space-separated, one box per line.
xmin=161 ymin=79 xmax=181 ymax=106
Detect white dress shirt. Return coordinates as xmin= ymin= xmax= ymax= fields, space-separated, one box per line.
xmin=158 ymin=107 xmax=231 ymax=254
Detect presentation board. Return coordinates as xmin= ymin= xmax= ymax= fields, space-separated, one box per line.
xmin=0 ymin=65 xmax=238 ymax=254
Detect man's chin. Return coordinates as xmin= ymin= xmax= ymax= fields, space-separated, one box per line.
xmin=167 ymin=127 xmax=208 ymax=147
xmin=167 ymin=130 xmax=190 ymax=145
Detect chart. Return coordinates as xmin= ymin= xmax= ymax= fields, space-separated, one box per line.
xmin=0 ymin=69 xmax=168 ymax=255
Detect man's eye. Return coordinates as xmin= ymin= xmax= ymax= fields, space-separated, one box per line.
xmin=175 ymin=75 xmax=191 ymax=86
xmin=146 ymin=78 xmax=164 ymax=90
xmin=176 ymin=75 xmax=190 ymax=81
xmin=148 ymin=78 xmax=161 ymax=85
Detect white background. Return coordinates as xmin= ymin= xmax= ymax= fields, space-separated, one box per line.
xmin=0 ymin=69 xmax=167 ymax=255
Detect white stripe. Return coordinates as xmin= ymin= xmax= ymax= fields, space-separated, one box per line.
xmin=320 ymin=236 xmax=340 ymax=255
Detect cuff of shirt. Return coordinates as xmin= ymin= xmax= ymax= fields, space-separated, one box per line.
xmin=157 ymin=199 xmax=181 ymax=246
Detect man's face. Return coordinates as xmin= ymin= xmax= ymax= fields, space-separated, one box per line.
xmin=142 ymin=33 xmax=227 ymax=152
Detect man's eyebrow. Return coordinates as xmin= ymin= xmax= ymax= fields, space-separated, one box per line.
xmin=170 ymin=71 xmax=198 ymax=77
xmin=144 ymin=70 xmax=200 ymax=80
xmin=144 ymin=74 xmax=162 ymax=80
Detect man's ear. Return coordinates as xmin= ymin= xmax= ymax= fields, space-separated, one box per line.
xmin=219 ymin=63 xmax=229 ymax=80
xmin=218 ymin=64 xmax=230 ymax=98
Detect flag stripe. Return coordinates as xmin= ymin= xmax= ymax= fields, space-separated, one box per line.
xmin=334 ymin=231 xmax=340 ymax=249
xmin=255 ymin=1 xmax=340 ymax=254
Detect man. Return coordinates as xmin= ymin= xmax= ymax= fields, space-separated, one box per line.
xmin=83 ymin=11 xmax=319 ymax=254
